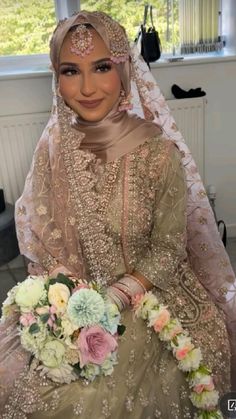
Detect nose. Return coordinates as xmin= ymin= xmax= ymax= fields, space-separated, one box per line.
xmin=80 ymin=73 xmax=96 ymax=97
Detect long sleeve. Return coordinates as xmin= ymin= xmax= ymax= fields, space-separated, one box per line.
xmin=135 ymin=144 xmax=188 ymax=289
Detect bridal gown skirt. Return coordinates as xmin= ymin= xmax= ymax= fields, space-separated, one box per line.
xmin=1 ymin=307 xmax=230 ymax=419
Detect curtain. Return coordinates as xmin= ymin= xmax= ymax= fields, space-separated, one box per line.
xmin=179 ymin=0 xmax=223 ymax=54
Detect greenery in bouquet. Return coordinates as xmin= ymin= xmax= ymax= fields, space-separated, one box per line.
xmin=1 ymin=273 xmax=125 ymax=384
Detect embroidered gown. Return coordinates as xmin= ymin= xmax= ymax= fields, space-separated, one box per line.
xmin=1 ymin=136 xmax=230 ymax=419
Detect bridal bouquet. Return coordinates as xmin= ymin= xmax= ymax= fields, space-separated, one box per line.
xmin=2 ymin=274 xmax=125 ymax=384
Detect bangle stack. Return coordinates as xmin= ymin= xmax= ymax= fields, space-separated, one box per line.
xmin=107 ymin=273 xmax=147 ymax=311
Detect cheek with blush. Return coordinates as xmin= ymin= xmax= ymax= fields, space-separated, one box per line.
xmin=59 ymin=77 xmax=79 ymax=99
xmin=100 ymin=71 xmax=121 ymax=98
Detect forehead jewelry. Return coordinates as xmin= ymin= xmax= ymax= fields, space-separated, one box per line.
xmin=70 ymin=24 xmax=94 ymax=57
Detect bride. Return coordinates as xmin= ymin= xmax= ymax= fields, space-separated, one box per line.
xmin=0 ymin=10 xmax=235 ymax=418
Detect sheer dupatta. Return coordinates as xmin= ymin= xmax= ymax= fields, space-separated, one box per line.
xmin=129 ymin=45 xmax=236 ymax=387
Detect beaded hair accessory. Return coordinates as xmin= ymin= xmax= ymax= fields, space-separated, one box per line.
xmin=93 ymin=11 xmax=130 ymax=63
xmin=70 ymin=24 xmax=94 ymax=57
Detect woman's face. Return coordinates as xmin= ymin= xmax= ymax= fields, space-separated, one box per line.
xmin=59 ymin=29 xmax=121 ymax=122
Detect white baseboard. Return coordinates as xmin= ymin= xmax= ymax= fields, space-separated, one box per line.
xmin=226 ymin=224 xmax=236 ymax=238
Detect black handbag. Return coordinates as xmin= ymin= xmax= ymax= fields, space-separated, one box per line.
xmin=135 ymin=5 xmax=161 ymax=66
xmin=217 ymin=219 xmax=227 ymax=247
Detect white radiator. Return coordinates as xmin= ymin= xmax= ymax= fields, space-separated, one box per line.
xmin=0 ymin=113 xmax=50 ymax=204
xmin=0 ymin=97 xmax=205 ymax=204
xmin=166 ymin=97 xmax=205 ymax=178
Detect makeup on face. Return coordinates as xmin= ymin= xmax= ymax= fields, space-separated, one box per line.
xmin=58 ymin=30 xmax=121 ymax=122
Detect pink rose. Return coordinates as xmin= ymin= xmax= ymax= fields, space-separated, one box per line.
xmin=20 ymin=312 xmax=36 ymax=327
xmin=175 ymin=347 xmax=191 ymax=360
xmin=193 ymin=384 xmax=205 ymax=394
xmin=153 ymin=310 xmax=170 ymax=332
xmin=77 ymin=326 xmax=118 ymax=367
xmin=193 ymin=378 xmax=215 ymax=394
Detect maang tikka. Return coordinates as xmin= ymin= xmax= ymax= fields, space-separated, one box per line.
xmin=70 ymin=24 xmax=94 ymax=57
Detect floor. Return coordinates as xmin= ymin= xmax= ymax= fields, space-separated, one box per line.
xmin=0 ymin=238 xmax=236 ymax=311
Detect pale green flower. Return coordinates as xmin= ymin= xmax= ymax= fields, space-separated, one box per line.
xmin=38 ymin=363 xmax=77 ymax=384
xmin=15 ymin=276 xmax=47 ymax=311
xmin=80 ymin=363 xmax=100 ymax=381
xmin=39 ymin=339 xmax=65 ymax=368
xmin=20 ymin=322 xmax=48 ymax=356
xmin=67 ymin=289 xmax=105 ymax=328
xmin=100 ymin=352 xmax=118 ymax=376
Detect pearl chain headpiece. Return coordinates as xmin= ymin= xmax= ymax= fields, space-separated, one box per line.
xmin=70 ymin=24 xmax=94 ymax=57
xmin=93 ymin=12 xmax=130 ymax=63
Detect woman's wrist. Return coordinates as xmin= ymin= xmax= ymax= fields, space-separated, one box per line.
xmin=107 ymin=272 xmax=149 ymax=311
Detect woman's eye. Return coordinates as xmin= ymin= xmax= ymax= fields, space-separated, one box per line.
xmin=96 ymin=62 xmax=112 ymax=73
xmin=60 ymin=67 xmax=79 ymax=76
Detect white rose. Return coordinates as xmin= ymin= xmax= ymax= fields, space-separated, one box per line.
xmin=15 ymin=276 xmax=46 ymax=311
xmin=48 ymin=283 xmax=70 ymax=313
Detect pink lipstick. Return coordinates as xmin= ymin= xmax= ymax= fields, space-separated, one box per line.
xmin=78 ymin=99 xmax=103 ymax=109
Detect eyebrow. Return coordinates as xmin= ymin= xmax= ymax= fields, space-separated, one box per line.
xmin=60 ymin=57 xmax=111 ymax=67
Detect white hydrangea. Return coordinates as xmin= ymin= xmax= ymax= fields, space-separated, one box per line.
xmin=20 ymin=322 xmax=48 ymax=356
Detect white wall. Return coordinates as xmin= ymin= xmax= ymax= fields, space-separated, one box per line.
xmin=151 ymin=58 xmax=236 ymax=236
xmin=0 ymin=57 xmax=236 ymax=236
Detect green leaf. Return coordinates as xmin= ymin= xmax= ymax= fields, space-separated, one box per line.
xmin=117 ymin=324 xmax=126 ymax=336
xmin=48 ymin=273 xmax=75 ymax=291
xmin=40 ymin=313 xmax=50 ymax=323
xmin=29 ymin=323 xmax=40 ymax=334
xmin=73 ymin=362 xmax=82 ymax=374
xmin=55 ymin=317 xmax=62 ymax=327
xmin=53 ymin=329 xmax=61 ymax=338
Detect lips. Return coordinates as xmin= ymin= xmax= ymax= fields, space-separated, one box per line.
xmin=78 ymin=99 xmax=103 ymax=109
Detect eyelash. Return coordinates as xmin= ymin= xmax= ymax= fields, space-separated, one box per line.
xmin=95 ymin=62 xmax=112 ymax=72
xmin=60 ymin=62 xmax=112 ymax=76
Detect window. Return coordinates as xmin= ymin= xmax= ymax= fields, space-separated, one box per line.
xmin=0 ymin=0 xmax=231 ymax=65
xmin=81 ymin=0 xmax=224 ymax=57
xmin=0 ymin=0 xmax=56 ymax=56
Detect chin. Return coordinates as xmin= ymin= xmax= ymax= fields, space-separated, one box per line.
xmin=78 ymin=113 xmax=106 ymax=122
xmin=76 ymin=108 xmax=111 ymax=122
